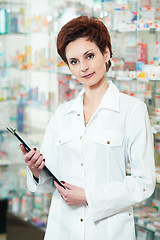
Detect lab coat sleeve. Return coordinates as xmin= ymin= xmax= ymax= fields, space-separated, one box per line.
xmin=26 ymin=105 xmax=62 ymax=193
xmin=85 ymin=101 xmax=156 ymax=222
xmin=26 ymin=166 xmax=54 ymax=193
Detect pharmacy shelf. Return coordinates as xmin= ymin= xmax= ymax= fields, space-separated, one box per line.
xmin=110 ymin=76 xmax=160 ymax=83
xmin=0 ymin=31 xmax=50 ymax=36
xmin=0 ymin=161 xmax=25 ymax=166
xmin=0 ymin=31 xmax=28 ymax=36
xmin=135 ymin=223 xmax=155 ymax=234
xmin=0 ymin=2 xmax=28 ymax=5
xmin=8 ymin=212 xmax=46 ymax=232
xmin=112 ymin=27 xmax=160 ymax=33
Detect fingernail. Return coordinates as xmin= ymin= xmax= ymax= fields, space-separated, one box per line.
xmin=61 ymin=181 xmax=65 ymax=184
xmin=34 ymin=148 xmax=37 ymax=151
xmin=43 ymin=159 xmax=45 ymax=162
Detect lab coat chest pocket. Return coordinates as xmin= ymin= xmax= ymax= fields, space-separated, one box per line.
xmin=105 ymin=130 xmax=124 ymax=148
xmin=57 ymin=130 xmax=72 ymax=160
xmin=57 ymin=131 xmax=72 ymax=154
xmin=92 ymin=130 xmax=124 ymax=147
xmin=57 ymin=132 xmax=72 ymax=145
xmin=91 ymin=130 xmax=125 ymax=180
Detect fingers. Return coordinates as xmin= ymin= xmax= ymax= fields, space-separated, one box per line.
xmin=54 ymin=181 xmax=87 ymax=206
xmin=62 ymin=182 xmax=74 ymax=190
xmin=20 ymin=144 xmax=28 ymax=155
xmin=35 ymin=158 xmax=45 ymax=170
xmin=54 ymin=181 xmax=75 ymax=194
xmin=54 ymin=181 xmax=75 ymax=205
xmin=20 ymin=144 xmax=45 ymax=180
xmin=20 ymin=144 xmax=37 ymax=163
xmin=54 ymin=181 xmax=66 ymax=196
xmin=20 ymin=145 xmax=45 ymax=170
xmin=23 ymin=148 xmax=37 ymax=164
xmin=27 ymin=150 xmax=43 ymax=168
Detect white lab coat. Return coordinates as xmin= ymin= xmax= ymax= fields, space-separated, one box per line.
xmin=27 ymin=81 xmax=155 ymax=240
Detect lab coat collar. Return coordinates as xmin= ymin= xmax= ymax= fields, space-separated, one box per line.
xmin=64 ymin=81 xmax=120 ymax=115
xmin=99 ymin=81 xmax=120 ymax=112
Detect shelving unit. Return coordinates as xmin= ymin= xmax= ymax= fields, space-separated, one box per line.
xmin=100 ymin=1 xmax=160 ymax=239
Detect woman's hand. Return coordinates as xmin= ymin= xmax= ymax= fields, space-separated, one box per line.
xmin=54 ymin=181 xmax=88 ymax=206
xmin=20 ymin=144 xmax=45 ymax=179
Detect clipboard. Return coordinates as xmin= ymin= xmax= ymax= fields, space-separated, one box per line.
xmin=6 ymin=126 xmax=65 ymax=189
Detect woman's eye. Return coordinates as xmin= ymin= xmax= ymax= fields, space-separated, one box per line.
xmin=87 ymin=53 xmax=94 ymax=59
xmin=70 ymin=59 xmax=77 ymax=65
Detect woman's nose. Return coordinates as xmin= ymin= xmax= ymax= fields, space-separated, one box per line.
xmin=80 ymin=61 xmax=89 ymax=72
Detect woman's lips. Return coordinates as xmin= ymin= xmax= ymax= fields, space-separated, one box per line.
xmin=82 ymin=72 xmax=95 ymax=79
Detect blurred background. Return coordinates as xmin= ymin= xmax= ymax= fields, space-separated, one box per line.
xmin=0 ymin=0 xmax=160 ymax=239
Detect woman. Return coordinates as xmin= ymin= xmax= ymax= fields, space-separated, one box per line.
xmin=20 ymin=16 xmax=155 ymax=240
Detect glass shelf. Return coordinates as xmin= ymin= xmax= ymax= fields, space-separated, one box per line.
xmin=111 ymin=26 xmax=160 ymax=33
xmin=136 ymin=223 xmax=155 ymax=234
xmin=0 ymin=2 xmax=29 ymax=5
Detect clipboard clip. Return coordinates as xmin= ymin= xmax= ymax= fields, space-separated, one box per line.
xmin=6 ymin=127 xmax=16 ymax=135
xmin=6 ymin=126 xmax=31 ymax=152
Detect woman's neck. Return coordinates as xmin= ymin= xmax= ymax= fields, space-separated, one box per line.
xmin=83 ymin=80 xmax=109 ymax=107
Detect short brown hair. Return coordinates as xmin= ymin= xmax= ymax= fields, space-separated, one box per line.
xmin=57 ymin=16 xmax=113 ymax=72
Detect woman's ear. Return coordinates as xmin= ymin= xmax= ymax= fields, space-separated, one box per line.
xmin=104 ymin=46 xmax=110 ymax=63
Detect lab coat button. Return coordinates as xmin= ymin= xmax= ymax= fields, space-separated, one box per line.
xmin=80 ymin=136 xmax=83 ymax=139
xmin=80 ymin=218 xmax=83 ymax=222
xmin=129 ymin=213 xmax=131 ymax=216
xmin=107 ymin=141 xmax=110 ymax=144
xmin=59 ymin=140 xmax=61 ymax=143
xmin=77 ymin=113 xmax=80 ymax=116
xmin=143 ymin=188 xmax=146 ymax=192
xmin=81 ymin=163 xmax=83 ymax=166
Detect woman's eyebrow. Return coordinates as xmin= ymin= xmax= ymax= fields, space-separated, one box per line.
xmin=68 ymin=49 xmax=93 ymax=60
xmin=84 ymin=49 xmax=93 ymax=56
xmin=68 ymin=57 xmax=77 ymax=60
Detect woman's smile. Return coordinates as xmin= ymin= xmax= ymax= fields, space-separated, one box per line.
xmin=82 ymin=72 xmax=95 ymax=79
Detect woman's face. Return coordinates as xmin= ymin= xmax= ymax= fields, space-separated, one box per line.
xmin=65 ymin=37 xmax=110 ymax=88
